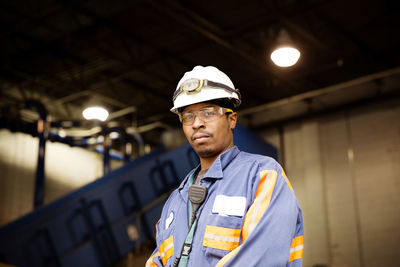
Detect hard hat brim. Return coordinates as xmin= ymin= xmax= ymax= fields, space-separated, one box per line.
xmin=170 ymin=87 xmax=241 ymax=114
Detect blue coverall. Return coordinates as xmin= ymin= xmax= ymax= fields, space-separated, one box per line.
xmin=146 ymin=146 xmax=304 ymax=266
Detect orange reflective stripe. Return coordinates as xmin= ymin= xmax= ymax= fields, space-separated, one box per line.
xmin=216 ymin=170 xmax=278 ymax=267
xmin=205 ymin=225 xmax=241 ymax=238
xmin=162 ymin=246 xmax=174 ymax=265
xmin=159 ymin=235 xmax=173 ymax=254
xmin=289 ymin=250 xmax=303 ymax=262
xmin=203 ymin=225 xmax=241 ymax=251
xmin=242 ymin=170 xmax=277 ymax=241
xmin=159 ymin=235 xmax=174 ymax=265
xmin=145 ymin=251 xmax=159 ymax=267
xmin=204 ymin=238 xmax=239 ymax=251
xmin=281 ymin=168 xmax=293 ymax=190
xmin=290 ymin=235 xmax=304 ymax=249
xmin=289 ymin=235 xmax=304 ymax=262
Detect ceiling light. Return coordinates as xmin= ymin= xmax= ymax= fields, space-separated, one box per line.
xmin=82 ymin=106 xmax=109 ymax=121
xmin=97 ymin=135 xmax=105 ymax=143
xmin=58 ymin=130 xmax=67 ymax=138
xmin=270 ymin=29 xmax=301 ymax=67
xmin=109 ymin=131 xmax=120 ymax=139
xmin=87 ymin=137 xmax=97 ymax=145
xmin=270 ymin=47 xmax=301 ymax=67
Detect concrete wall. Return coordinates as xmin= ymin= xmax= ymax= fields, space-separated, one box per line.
xmin=259 ymin=99 xmax=400 ymax=267
xmin=0 ymin=130 xmax=121 ymax=227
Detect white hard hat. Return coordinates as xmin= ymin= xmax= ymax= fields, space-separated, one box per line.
xmin=170 ymin=66 xmax=241 ymax=114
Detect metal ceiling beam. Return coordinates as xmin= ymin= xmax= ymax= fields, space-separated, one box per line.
xmin=108 ymin=106 xmax=137 ymax=121
xmin=310 ymin=10 xmax=395 ymax=68
xmin=240 ymin=66 xmax=400 ymax=116
xmin=146 ymin=0 xmax=298 ymax=92
xmin=61 ymin=1 xmax=197 ymax=79
xmin=219 ymin=0 xmax=341 ymax=38
xmin=94 ymin=69 xmax=171 ymax=99
xmin=0 ymin=17 xmax=85 ymax=65
xmin=47 ymin=90 xmax=128 ymax=108
xmin=252 ymin=90 xmax=400 ymax=131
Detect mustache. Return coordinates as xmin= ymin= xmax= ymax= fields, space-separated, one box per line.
xmin=191 ymin=130 xmax=213 ymax=141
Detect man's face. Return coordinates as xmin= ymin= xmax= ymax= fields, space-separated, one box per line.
xmin=182 ymin=102 xmax=237 ymax=159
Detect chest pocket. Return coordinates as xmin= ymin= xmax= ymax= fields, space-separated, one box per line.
xmin=203 ymin=225 xmax=241 ymax=250
xmin=202 ymin=214 xmax=243 ymax=259
xmin=201 ymin=193 xmax=246 ymax=259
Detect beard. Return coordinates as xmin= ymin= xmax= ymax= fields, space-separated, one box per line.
xmin=195 ymin=147 xmax=217 ymax=158
xmin=190 ymin=130 xmax=216 ymax=158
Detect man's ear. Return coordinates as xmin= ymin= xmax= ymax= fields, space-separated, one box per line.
xmin=229 ymin=112 xmax=237 ymax=130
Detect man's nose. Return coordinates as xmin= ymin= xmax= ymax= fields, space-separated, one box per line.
xmin=192 ymin=114 xmax=205 ymax=128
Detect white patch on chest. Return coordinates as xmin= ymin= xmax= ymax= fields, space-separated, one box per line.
xmin=212 ymin=195 xmax=246 ymax=217
xmin=165 ymin=211 xmax=174 ymax=229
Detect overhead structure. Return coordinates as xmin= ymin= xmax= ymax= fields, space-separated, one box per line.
xmin=0 ymin=0 xmax=398 ymax=147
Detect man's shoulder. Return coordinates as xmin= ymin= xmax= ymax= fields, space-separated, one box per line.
xmin=235 ymin=150 xmax=279 ymax=167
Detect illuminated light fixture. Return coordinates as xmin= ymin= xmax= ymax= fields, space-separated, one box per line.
xmin=58 ymin=130 xmax=67 ymax=138
xmin=270 ymin=29 xmax=301 ymax=67
xmin=82 ymin=106 xmax=109 ymax=121
xmin=97 ymin=135 xmax=105 ymax=143
xmin=109 ymin=131 xmax=120 ymax=139
xmin=271 ymin=47 xmax=300 ymax=67
xmin=87 ymin=137 xmax=97 ymax=145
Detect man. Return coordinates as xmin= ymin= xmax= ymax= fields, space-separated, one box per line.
xmin=146 ymin=66 xmax=304 ymax=267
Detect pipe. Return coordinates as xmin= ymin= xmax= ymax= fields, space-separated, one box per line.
xmin=345 ymin=113 xmax=365 ymax=267
xmin=24 ymin=100 xmax=48 ymax=209
xmin=107 ymin=106 xmax=137 ymax=121
xmin=107 ymin=127 xmax=131 ymax=163
xmin=240 ymin=67 xmax=400 ymax=116
xmin=101 ymin=126 xmax=146 ymax=173
xmin=48 ymin=90 xmax=127 ymax=109
xmin=102 ymin=129 xmax=111 ymax=175
xmin=127 ymin=121 xmax=172 ymax=134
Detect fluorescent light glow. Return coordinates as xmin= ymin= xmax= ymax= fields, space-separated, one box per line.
xmin=82 ymin=106 xmax=109 ymax=121
xmin=58 ymin=130 xmax=66 ymax=138
xmin=97 ymin=136 xmax=104 ymax=143
xmin=87 ymin=137 xmax=97 ymax=145
xmin=270 ymin=47 xmax=300 ymax=67
xmin=109 ymin=132 xmax=120 ymax=139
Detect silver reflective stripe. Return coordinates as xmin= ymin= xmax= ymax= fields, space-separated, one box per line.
xmin=204 ymin=233 xmax=240 ymax=243
xmin=249 ymin=171 xmax=271 ymax=233
xmin=290 ymin=245 xmax=304 ymax=253
xmin=160 ymin=242 xmax=173 ymax=258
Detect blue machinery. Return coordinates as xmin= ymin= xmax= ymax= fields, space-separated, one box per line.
xmin=0 ymin=125 xmax=277 ymax=267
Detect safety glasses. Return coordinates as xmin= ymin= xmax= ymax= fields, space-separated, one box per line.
xmin=179 ymin=106 xmax=233 ymax=125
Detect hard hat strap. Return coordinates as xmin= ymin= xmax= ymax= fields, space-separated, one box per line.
xmin=172 ymin=79 xmax=240 ymax=102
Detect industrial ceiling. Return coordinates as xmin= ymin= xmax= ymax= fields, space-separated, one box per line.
xmin=1 ymin=0 xmax=399 ymax=147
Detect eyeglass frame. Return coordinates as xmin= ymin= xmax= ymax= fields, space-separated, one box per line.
xmin=178 ymin=106 xmax=234 ymax=125
xmin=172 ymin=78 xmax=241 ymax=102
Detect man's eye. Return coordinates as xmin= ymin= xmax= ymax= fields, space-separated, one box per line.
xmin=183 ymin=113 xmax=194 ymax=120
xmin=203 ymin=111 xmax=216 ymax=117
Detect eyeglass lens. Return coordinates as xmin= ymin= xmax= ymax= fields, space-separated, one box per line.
xmin=181 ymin=107 xmax=221 ymax=125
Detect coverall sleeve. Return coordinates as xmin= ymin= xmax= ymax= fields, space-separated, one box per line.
xmin=145 ymin=221 xmax=163 ymax=267
xmin=216 ymin=164 xmax=304 ymax=267
xmin=146 ymin=190 xmax=180 ymax=267
xmin=146 ymin=247 xmax=161 ymax=267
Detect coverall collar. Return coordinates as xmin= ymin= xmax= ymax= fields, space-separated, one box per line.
xmin=205 ymin=145 xmax=240 ymax=179
xmin=178 ymin=145 xmax=241 ymax=192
